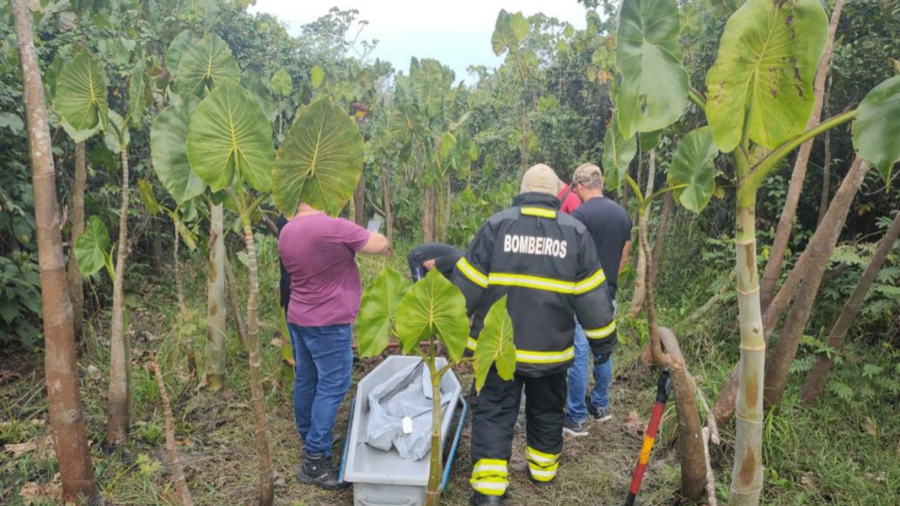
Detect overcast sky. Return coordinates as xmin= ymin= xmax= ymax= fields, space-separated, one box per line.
xmin=248 ymin=0 xmax=591 ymax=81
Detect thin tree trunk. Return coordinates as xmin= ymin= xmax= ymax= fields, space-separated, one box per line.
xmin=68 ymin=141 xmax=86 ymax=337
xmin=206 ymin=204 xmax=227 ymax=391
xmin=817 ymin=122 xmax=832 ymax=227
xmin=520 ymin=102 xmax=528 ymax=171
xmin=354 ymin=173 xmax=366 ymax=225
xmin=800 ymin=209 xmax=900 ymax=405
xmin=150 ymin=217 xmax=164 ymax=274
xmin=715 ymin=157 xmax=870 ymax=423
xmin=424 ymin=358 xmax=443 ymax=506
xmin=649 ymin=191 xmax=673 ymax=289
xmin=242 ymin=222 xmax=274 ymax=506
xmin=443 ymin=175 xmax=452 ymax=242
xmin=763 ymin=158 xmax=870 ymax=409
xmin=759 ymin=0 xmax=843 ymax=311
xmin=657 ymin=328 xmax=706 ymax=502
xmin=382 ymin=171 xmax=393 ymax=243
xmin=629 ymin=152 xmax=655 ymax=318
xmin=107 ymin=144 xmax=132 ymax=445
xmin=422 ymin=183 xmax=433 ymax=243
xmin=173 ymin=217 xmax=196 ymax=376
xmin=225 ymin=254 xmax=249 ymax=349
xmin=12 ymin=1 xmax=98 ymax=501
xmin=152 ymin=361 xmax=194 ymax=506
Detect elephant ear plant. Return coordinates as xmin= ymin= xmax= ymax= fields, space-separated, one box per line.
xmin=357 ymin=269 xmax=515 ymax=506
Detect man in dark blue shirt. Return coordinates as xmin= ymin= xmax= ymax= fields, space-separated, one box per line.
xmin=563 ymin=163 xmax=632 ymax=437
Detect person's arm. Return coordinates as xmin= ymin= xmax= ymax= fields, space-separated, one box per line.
xmin=359 ymin=232 xmax=391 ymax=255
xmin=572 ymin=231 xmax=618 ymax=362
xmin=619 ymin=240 xmax=631 ymax=273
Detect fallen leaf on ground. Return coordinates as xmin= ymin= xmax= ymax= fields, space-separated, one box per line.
xmin=269 ymin=338 xmax=283 ymax=347
xmin=5 ymin=441 xmax=37 ymax=458
xmin=622 ymin=410 xmax=645 ymax=439
xmin=19 ymin=473 xmax=60 ymax=505
xmin=86 ymin=364 xmax=102 ymax=381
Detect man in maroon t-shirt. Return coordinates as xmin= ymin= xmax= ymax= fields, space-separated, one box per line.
xmin=279 ymin=202 xmax=390 ymax=489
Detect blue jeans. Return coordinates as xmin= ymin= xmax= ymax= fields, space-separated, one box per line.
xmin=566 ymin=322 xmax=612 ymax=423
xmin=289 ymin=323 xmax=353 ymax=457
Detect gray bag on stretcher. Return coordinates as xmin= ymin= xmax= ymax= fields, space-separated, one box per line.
xmin=341 ymin=355 xmax=465 ymax=506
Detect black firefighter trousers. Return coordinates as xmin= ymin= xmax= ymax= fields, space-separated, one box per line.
xmin=469 ymin=368 xmax=566 ymax=497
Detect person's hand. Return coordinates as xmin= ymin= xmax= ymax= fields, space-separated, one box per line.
xmin=423 ymin=259 xmax=437 ymax=270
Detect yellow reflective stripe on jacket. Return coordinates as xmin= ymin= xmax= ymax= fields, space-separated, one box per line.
xmin=574 ymin=268 xmax=606 ymax=295
xmin=488 ymin=273 xmax=575 ymax=294
xmin=457 ymin=257 xmax=488 ymax=288
xmin=516 ymin=347 xmax=574 ymax=364
xmin=467 ymin=339 xmax=574 ymax=365
xmin=520 ymin=207 xmax=557 ymax=219
xmin=584 ymin=322 xmax=616 ymax=340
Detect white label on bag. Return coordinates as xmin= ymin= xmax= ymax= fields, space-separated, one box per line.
xmin=402 ymin=416 xmax=413 ymax=434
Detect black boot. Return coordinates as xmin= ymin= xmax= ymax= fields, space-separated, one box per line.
xmin=297 ymin=451 xmax=349 ymax=490
xmin=470 ymin=492 xmax=504 ymax=505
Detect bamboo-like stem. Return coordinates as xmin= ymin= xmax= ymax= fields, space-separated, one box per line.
xmin=205 ymin=204 xmax=227 ymax=391
xmin=11 ymin=0 xmax=97 ymax=500
xmin=241 ymin=218 xmax=275 ymax=506
xmin=107 ymin=143 xmax=132 ymax=445
xmin=729 ymin=164 xmax=765 ymax=504
xmin=151 ymin=360 xmax=194 ymax=506
xmin=629 ymin=152 xmax=656 ymax=318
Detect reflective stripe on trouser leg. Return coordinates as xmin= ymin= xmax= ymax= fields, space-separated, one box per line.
xmin=470 ymin=459 xmax=509 ymax=496
xmin=470 ymin=367 xmax=523 ymax=495
xmin=523 ymin=371 xmax=566 ymax=482
xmin=526 ymin=446 xmax=560 ymax=482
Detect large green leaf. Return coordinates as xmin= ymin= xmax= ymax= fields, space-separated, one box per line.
xmin=395 ymin=269 xmax=469 ymax=362
xmin=615 ymin=0 xmax=688 ymax=138
xmin=357 ymin=269 xmax=411 ymax=358
xmin=491 ymin=10 xmax=518 ymax=56
xmin=127 ymin=62 xmax=147 ymax=128
xmin=242 ymin=71 xmax=278 ymax=124
xmin=852 ymin=75 xmax=900 ymax=186
xmin=166 ymin=29 xmax=194 ymax=77
xmin=186 ymin=82 xmax=274 ymax=193
xmin=151 ymin=98 xmax=206 ymax=203
xmin=270 ymin=68 xmax=293 ymax=97
xmin=311 ymin=65 xmax=325 ymax=89
xmin=668 ymin=127 xmax=718 ymax=213
xmin=602 ymin=116 xmax=638 ymax=192
xmin=137 ymin=180 xmax=161 ymax=215
xmin=75 ymin=216 xmax=110 ymax=276
xmin=390 ymin=105 xmax=421 ymax=146
xmin=176 ymin=33 xmax=241 ymax=97
xmin=273 ymin=97 xmax=364 ymax=216
xmin=705 ymin=0 xmax=828 ymax=152
xmin=55 ymin=51 xmax=108 ymax=133
xmin=473 ymin=296 xmax=517 ymax=393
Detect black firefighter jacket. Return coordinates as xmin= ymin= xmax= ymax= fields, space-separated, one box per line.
xmin=452 ymin=192 xmax=619 ymax=377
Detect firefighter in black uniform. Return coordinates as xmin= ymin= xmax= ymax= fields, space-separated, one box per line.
xmin=453 ymin=164 xmax=618 ymax=505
